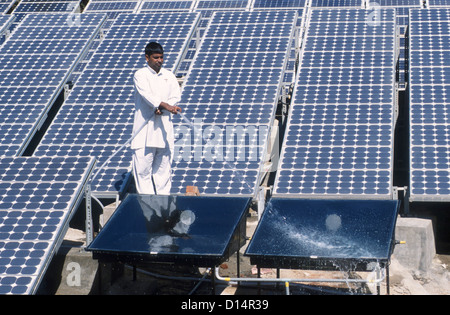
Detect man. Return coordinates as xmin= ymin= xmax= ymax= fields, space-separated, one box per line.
xmin=131 ymin=42 xmax=182 ymax=195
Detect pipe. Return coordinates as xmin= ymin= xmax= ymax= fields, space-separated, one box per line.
xmin=215 ymin=266 xmax=386 ymax=286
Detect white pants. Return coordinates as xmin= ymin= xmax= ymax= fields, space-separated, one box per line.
xmin=132 ymin=146 xmax=172 ymax=195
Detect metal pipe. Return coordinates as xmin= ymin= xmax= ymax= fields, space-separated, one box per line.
xmin=215 ymin=266 xmax=386 ymax=286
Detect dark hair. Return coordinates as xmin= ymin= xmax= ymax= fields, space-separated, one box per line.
xmin=145 ymin=42 xmax=164 ymax=56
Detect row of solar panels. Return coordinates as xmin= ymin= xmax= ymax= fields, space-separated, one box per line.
xmin=0 ymin=5 xmax=450 ymax=294
xmin=0 ymin=6 xmax=449 ymax=201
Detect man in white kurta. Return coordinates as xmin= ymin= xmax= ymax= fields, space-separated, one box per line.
xmin=131 ymin=42 xmax=181 ymax=195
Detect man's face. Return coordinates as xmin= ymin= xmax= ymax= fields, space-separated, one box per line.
xmin=146 ymin=53 xmax=163 ymax=73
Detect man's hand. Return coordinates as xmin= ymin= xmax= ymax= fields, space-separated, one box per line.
xmin=158 ymin=102 xmax=182 ymax=115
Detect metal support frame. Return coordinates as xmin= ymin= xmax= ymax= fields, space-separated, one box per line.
xmin=85 ymin=183 xmax=93 ymax=246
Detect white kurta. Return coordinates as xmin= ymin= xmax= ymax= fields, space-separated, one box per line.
xmin=131 ymin=65 xmax=181 ymax=150
xmin=131 ymin=65 xmax=181 ymax=195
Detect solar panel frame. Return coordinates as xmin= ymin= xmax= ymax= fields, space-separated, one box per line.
xmin=409 ymin=8 xmax=450 ymax=202
xmin=0 ymin=156 xmax=95 ymax=295
xmin=273 ymin=8 xmax=397 ymax=200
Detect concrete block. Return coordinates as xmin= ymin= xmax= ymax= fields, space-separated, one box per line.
xmin=393 ymin=217 xmax=436 ymax=272
xmin=55 ymin=246 xmax=99 ymax=295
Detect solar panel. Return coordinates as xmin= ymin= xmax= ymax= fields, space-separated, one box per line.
xmin=0 ymin=14 xmax=13 ymax=34
xmin=0 ymin=156 xmax=95 ymax=295
xmin=83 ymin=0 xmax=140 ymax=21
xmin=252 ymin=0 xmax=307 ymax=8
xmin=195 ymin=0 xmax=250 ymax=10
xmin=138 ymin=0 xmax=194 ymax=12
xmin=0 ymin=13 xmax=106 ymax=157
xmin=428 ymin=0 xmax=450 ymax=5
xmin=310 ymin=0 xmax=363 ymax=7
xmin=0 ymin=0 xmax=15 ymax=13
xmin=171 ymin=10 xmax=297 ymax=196
xmin=34 ymin=12 xmax=201 ymax=198
xmin=373 ymin=1 xmax=421 ymax=85
xmin=13 ymin=1 xmax=80 ymax=13
xmin=409 ymin=8 xmax=450 ymax=201
xmin=273 ymin=9 xmax=396 ymax=199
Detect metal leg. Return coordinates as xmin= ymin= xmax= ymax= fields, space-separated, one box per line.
xmin=276 ymin=268 xmax=280 ymax=291
xmin=377 ymin=267 xmax=381 ymax=295
xmin=98 ymin=262 xmax=102 ymax=295
xmin=257 ymin=267 xmax=261 ymax=295
xmin=211 ymin=266 xmax=216 ymax=295
xmin=386 ymin=264 xmax=390 ymax=295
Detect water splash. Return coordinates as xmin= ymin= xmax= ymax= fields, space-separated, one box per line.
xmin=266 ymin=204 xmax=372 ymax=259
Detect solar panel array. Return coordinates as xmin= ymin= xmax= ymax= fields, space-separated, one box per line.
xmin=0 ymin=13 xmax=106 ymax=157
xmin=0 ymin=0 xmax=450 ymax=295
xmin=273 ymin=9 xmax=396 ymax=199
xmin=0 ymin=156 xmax=95 ymax=294
xmin=34 ymin=12 xmax=200 ymax=198
xmin=409 ymin=8 xmax=450 ymax=201
xmin=170 ymin=10 xmax=297 ymax=196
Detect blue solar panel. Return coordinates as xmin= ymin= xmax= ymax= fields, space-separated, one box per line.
xmin=84 ymin=1 xmax=140 ymax=21
xmin=171 ymin=10 xmax=297 ymax=196
xmin=196 ymin=0 xmax=249 ymax=9
xmin=0 ymin=14 xmax=13 ymax=32
xmin=0 ymin=13 xmax=106 ymax=156
xmin=139 ymin=0 xmax=194 ymax=12
xmin=429 ymin=0 xmax=450 ymax=5
xmin=34 ymin=12 xmax=201 ymax=198
xmin=310 ymin=0 xmax=362 ymax=7
xmin=0 ymin=1 xmax=15 ymax=13
xmin=409 ymin=8 xmax=450 ymax=201
xmin=0 ymin=156 xmax=95 ymax=295
xmin=13 ymin=1 xmax=80 ymax=13
xmin=253 ymin=0 xmax=306 ymax=8
xmin=273 ymin=9 xmax=396 ymax=199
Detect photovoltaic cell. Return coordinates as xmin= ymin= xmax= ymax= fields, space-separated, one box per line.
xmin=34 ymin=12 xmax=200 ymax=197
xmin=409 ymin=8 xmax=450 ymax=201
xmin=0 ymin=156 xmax=95 ymax=294
xmin=0 ymin=13 xmax=106 ymax=156
xmin=273 ymin=9 xmax=396 ymax=199
xmin=171 ymin=10 xmax=297 ymax=196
